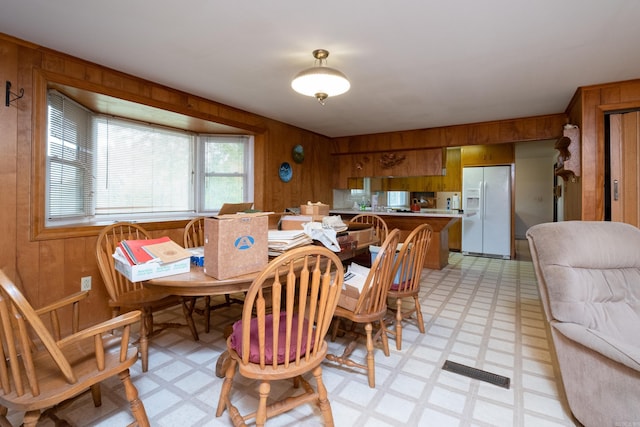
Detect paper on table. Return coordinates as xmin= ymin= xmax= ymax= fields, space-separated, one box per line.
xmin=303 ymin=222 xmax=341 ymax=252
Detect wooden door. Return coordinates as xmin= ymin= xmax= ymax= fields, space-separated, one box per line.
xmin=609 ymin=111 xmax=640 ymax=226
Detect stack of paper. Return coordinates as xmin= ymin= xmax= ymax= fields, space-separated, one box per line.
xmin=267 ymin=230 xmax=313 ymax=256
xmin=322 ymin=215 xmax=348 ymax=232
xmin=343 ymin=263 xmax=371 ymax=293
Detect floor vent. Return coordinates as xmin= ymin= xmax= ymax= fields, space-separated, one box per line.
xmin=442 ymin=360 xmax=511 ymax=389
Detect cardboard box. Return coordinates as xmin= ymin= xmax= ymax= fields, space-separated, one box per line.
xmin=204 ymin=213 xmax=269 ymax=279
xmin=337 ymin=234 xmax=357 ymax=259
xmin=337 ymin=263 xmax=370 ymax=310
xmin=338 ymin=283 xmax=360 ymax=311
xmin=113 ymin=252 xmax=190 ymax=282
xmin=300 ymin=203 xmax=330 ymax=216
xmin=280 ymin=215 xmax=325 ymax=230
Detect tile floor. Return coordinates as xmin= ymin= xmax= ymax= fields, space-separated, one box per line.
xmin=13 ymin=242 xmax=581 ymax=426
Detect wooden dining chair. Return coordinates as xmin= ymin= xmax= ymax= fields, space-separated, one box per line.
xmin=387 ymin=223 xmax=433 ymax=350
xmin=96 ymin=222 xmax=197 ymax=372
xmin=183 ymin=216 xmax=244 ymax=334
xmin=0 ymin=269 xmax=149 ymax=427
xmin=216 ymin=245 xmax=344 ymax=427
xmin=350 ymin=213 xmax=389 ymax=244
xmin=326 ymin=228 xmax=401 ymax=388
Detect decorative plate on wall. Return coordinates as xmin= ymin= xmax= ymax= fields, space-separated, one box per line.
xmin=292 ymin=144 xmax=305 ymax=163
xmin=279 ymin=162 xmax=293 ymax=182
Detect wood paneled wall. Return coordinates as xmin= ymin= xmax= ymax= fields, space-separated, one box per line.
xmin=331 ymin=114 xmax=567 ymax=152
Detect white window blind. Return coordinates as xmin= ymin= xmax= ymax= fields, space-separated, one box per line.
xmin=47 ymin=91 xmax=94 ymax=219
xmin=93 ymin=116 xmax=194 ymax=215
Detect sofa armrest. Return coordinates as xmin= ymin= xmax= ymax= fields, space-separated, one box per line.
xmin=553 ymin=321 xmax=640 ymax=372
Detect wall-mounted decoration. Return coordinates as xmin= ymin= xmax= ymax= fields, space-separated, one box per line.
xmin=5 ymin=81 xmax=24 ymax=107
xmin=355 ymin=156 xmax=370 ymax=171
xmin=292 ymin=144 xmax=304 ymax=163
xmin=554 ymin=124 xmax=580 ymax=182
xmin=378 ymin=152 xmax=406 ymax=169
xmin=279 ymin=162 xmax=293 ymax=182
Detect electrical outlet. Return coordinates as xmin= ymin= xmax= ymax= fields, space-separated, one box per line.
xmin=81 ymin=276 xmax=92 ymax=291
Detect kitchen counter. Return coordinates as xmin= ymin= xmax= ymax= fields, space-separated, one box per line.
xmin=331 ymin=208 xmax=471 ymax=218
xmin=331 ymin=209 xmax=471 ymax=270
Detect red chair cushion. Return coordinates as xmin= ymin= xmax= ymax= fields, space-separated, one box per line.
xmin=390 ymin=279 xmax=411 ymax=291
xmin=230 ymin=312 xmax=313 ymax=364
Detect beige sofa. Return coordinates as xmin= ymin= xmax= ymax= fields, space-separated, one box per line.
xmin=527 ymin=221 xmax=640 ymax=427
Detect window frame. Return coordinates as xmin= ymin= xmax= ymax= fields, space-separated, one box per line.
xmin=32 ymin=70 xmax=259 ymax=241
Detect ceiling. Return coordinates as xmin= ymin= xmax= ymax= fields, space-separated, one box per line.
xmin=2 ymin=1 xmax=640 ymax=138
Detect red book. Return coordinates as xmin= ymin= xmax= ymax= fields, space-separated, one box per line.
xmin=120 ymin=236 xmax=171 ymax=264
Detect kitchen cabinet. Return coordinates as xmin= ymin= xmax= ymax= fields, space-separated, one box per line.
xmin=347 ymin=177 xmax=364 ymax=189
xmin=461 ymin=144 xmax=514 ymax=166
xmin=332 ymin=152 xmax=376 ymax=188
xmin=442 ymin=147 xmax=461 ymax=191
xmin=421 ymin=147 xmax=461 ymax=192
xmin=333 ymin=148 xmax=444 ymax=189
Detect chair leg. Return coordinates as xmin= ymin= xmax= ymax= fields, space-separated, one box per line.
xmin=365 ymin=323 xmax=376 ymax=388
xmin=379 ymin=318 xmax=391 ymax=357
xmin=256 ymin=381 xmax=270 ymax=427
xmin=216 ymin=357 xmax=237 ymax=417
xmin=139 ymin=309 xmax=151 ymax=372
xmin=313 ymin=365 xmax=334 ymax=427
xmin=90 ymin=384 xmax=102 ymax=407
xmin=22 ymin=411 xmax=40 ymax=427
xmin=118 ymin=369 xmax=150 ymax=427
xmin=414 ymin=295 xmax=425 ymax=333
xmin=395 ymin=297 xmax=403 ymax=350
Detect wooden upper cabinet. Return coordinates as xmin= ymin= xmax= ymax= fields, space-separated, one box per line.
xmin=460 ymin=144 xmax=514 ymax=166
xmin=332 ymin=153 xmax=375 ymax=188
xmin=442 ymin=147 xmax=461 ymax=191
xmin=333 ymin=148 xmax=444 ymax=188
xmin=332 ymin=154 xmax=351 ymax=189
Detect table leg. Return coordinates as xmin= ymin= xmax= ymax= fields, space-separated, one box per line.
xmin=181 ymin=297 xmax=199 ymax=341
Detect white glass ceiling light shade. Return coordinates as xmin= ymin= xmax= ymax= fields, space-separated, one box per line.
xmin=291 ymin=49 xmax=350 ymax=105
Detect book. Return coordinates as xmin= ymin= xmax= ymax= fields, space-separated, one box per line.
xmin=120 ymin=236 xmax=172 ymax=265
xmin=143 ymin=240 xmax=192 ymax=263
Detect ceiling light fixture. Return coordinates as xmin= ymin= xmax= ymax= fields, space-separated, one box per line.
xmin=291 ymin=49 xmax=350 ymax=105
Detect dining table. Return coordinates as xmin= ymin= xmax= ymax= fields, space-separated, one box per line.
xmin=144 ymin=232 xmax=379 ymax=377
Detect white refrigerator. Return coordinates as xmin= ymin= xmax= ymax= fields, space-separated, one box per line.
xmin=462 ymin=165 xmax=511 ymax=259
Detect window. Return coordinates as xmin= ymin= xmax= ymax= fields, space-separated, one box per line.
xmin=46 ymin=90 xmax=253 ymax=225
xmin=47 ymin=91 xmax=93 ymax=218
xmin=200 ymin=135 xmax=253 ymax=211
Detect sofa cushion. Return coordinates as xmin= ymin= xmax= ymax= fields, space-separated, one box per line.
xmin=554 ymin=322 xmax=640 ymax=371
xmin=527 ymin=221 xmax=640 ymax=348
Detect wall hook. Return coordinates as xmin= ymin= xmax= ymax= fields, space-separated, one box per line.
xmin=5 ymin=81 xmax=24 ymax=107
